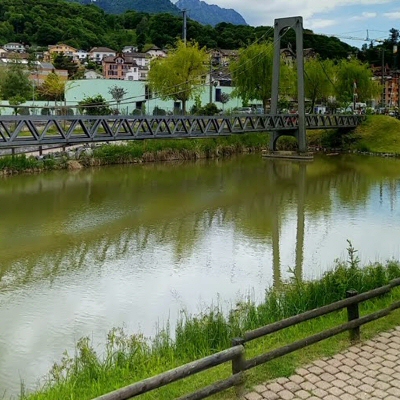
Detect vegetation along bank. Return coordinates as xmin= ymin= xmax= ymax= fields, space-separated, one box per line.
xmin=1 ymin=115 xmax=399 ymax=176
xmin=21 ymin=246 xmax=400 ymax=400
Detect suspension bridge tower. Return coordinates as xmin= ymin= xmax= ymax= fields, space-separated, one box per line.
xmin=270 ymin=16 xmax=307 ymax=154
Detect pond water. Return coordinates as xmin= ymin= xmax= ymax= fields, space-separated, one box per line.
xmin=0 ymin=154 xmax=400 ymax=396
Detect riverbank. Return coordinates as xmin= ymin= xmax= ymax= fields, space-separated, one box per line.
xmin=21 ymin=247 xmax=400 ymax=400
xmin=0 ymin=134 xmax=270 ymax=176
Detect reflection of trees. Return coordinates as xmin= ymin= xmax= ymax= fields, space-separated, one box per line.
xmin=1 ymin=155 xmax=400 ymax=292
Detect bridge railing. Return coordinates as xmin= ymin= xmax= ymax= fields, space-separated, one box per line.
xmin=0 ymin=114 xmax=365 ymax=149
xmin=92 ymin=278 xmax=400 ymax=400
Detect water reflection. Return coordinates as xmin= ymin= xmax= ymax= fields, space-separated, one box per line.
xmin=0 ymin=155 xmax=400 ymax=395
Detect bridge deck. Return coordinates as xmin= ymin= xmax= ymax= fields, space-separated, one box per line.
xmin=0 ymin=114 xmax=365 ymax=149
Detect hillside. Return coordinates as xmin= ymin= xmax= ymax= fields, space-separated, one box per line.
xmin=72 ymin=0 xmax=180 ymax=15
xmin=0 ymin=0 xmax=356 ymax=58
xmin=175 ymin=0 xmax=247 ymax=26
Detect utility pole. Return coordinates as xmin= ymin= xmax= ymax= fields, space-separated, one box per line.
xmin=182 ymin=10 xmax=187 ymax=45
xmin=381 ymin=48 xmax=385 ymax=108
xmin=209 ymin=57 xmax=213 ymax=103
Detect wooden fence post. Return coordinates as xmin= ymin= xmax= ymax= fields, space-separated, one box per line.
xmin=346 ymin=290 xmax=360 ymax=342
xmin=231 ymin=338 xmax=246 ymax=399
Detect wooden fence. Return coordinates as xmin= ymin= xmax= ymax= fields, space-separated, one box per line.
xmin=93 ymin=278 xmax=400 ymax=400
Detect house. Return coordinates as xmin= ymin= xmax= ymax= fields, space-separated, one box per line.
xmin=84 ymin=70 xmax=103 ymax=79
xmin=211 ymin=49 xmax=239 ymax=66
xmin=3 ymin=42 xmax=26 ymax=52
xmin=0 ymin=56 xmax=67 ymax=85
xmin=89 ymin=47 xmax=116 ymax=63
xmin=146 ymin=46 xmax=167 ymax=58
xmin=102 ymin=53 xmax=150 ymax=81
xmin=130 ymin=52 xmax=150 ymax=68
xmin=48 ymin=44 xmax=77 ymax=58
xmin=73 ymin=50 xmax=89 ymax=63
xmin=122 ymin=46 xmax=138 ymax=54
xmin=33 ymin=62 xmax=68 ymax=85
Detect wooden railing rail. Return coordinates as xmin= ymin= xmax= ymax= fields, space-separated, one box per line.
xmin=244 ymin=278 xmax=400 ymax=342
xmin=92 ymin=278 xmax=400 ymax=400
xmin=92 ymin=345 xmax=244 ymax=400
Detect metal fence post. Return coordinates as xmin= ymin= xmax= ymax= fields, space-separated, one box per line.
xmin=232 ymin=338 xmax=246 ymax=399
xmin=346 ymin=290 xmax=360 ymax=342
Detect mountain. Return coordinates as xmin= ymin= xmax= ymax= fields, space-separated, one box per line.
xmin=73 ymin=0 xmax=180 ymax=15
xmin=175 ymin=0 xmax=247 ymax=26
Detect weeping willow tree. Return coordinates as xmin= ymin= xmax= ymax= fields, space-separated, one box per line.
xmin=334 ymin=58 xmax=381 ymax=109
xmin=147 ymin=40 xmax=208 ymax=114
xmin=304 ymin=57 xmax=335 ymax=112
xmin=230 ymin=41 xmax=294 ymax=110
xmin=230 ymin=42 xmax=274 ymax=110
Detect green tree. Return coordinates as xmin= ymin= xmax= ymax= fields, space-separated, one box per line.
xmin=0 ymin=62 xmax=32 ymax=100
xmin=304 ymin=58 xmax=335 ymax=112
xmin=38 ymin=72 xmax=65 ymax=104
xmin=335 ymin=59 xmax=381 ymax=108
xmin=108 ymin=85 xmax=127 ymax=111
xmin=52 ymin=53 xmax=78 ymax=79
xmin=78 ymin=95 xmax=111 ymax=115
xmin=230 ymin=42 xmax=274 ymax=110
xmin=148 ymin=40 xmax=208 ymax=114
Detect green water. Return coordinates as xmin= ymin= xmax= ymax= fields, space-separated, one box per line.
xmin=0 ymin=154 xmax=399 ymax=396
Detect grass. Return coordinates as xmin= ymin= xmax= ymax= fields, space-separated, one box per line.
xmin=351 ymin=115 xmax=400 ymax=154
xmin=307 ymin=115 xmax=400 ymax=154
xmin=21 ymin=244 xmax=400 ymax=400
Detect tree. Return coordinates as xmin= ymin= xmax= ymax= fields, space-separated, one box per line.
xmin=78 ymin=95 xmax=111 ymax=115
xmin=38 ymin=72 xmax=65 ymax=104
xmin=219 ymin=92 xmax=230 ymax=111
xmin=230 ymin=42 xmax=274 ymax=110
xmin=304 ymin=58 xmax=335 ymax=112
xmin=108 ymin=85 xmax=127 ymax=111
xmin=0 ymin=62 xmax=32 ymax=101
xmin=148 ymin=40 xmax=208 ymax=114
xmin=335 ymin=59 xmax=381 ymax=108
xmin=52 ymin=53 xmax=78 ymax=79
xmin=389 ymin=28 xmax=399 ymax=44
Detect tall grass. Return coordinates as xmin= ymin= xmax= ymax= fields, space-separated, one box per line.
xmin=86 ymin=134 xmax=270 ymax=166
xmin=0 ymin=154 xmax=58 ymax=174
xmin=22 ymin=245 xmax=400 ymax=400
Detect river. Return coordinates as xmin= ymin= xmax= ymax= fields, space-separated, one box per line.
xmin=1 ymin=154 xmax=400 ymax=397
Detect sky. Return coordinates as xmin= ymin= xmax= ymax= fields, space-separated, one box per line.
xmin=182 ymin=0 xmax=400 ymax=47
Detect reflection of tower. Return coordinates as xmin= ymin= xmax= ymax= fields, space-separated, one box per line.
xmin=295 ymin=163 xmax=306 ymax=280
xmin=268 ymin=159 xmax=308 ymax=287
xmin=271 ymin=202 xmax=281 ymax=287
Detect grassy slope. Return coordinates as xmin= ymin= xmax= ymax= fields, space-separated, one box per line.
xmin=307 ymin=115 xmax=400 ymax=154
xmin=353 ymin=115 xmax=400 ymax=153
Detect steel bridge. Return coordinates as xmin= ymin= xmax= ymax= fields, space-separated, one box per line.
xmin=0 ymin=114 xmax=364 ymax=149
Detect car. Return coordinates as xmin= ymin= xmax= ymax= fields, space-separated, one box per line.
xmin=235 ymin=107 xmax=253 ymax=114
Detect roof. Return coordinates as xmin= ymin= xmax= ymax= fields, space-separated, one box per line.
xmin=89 ymin=47 xmax=116 ymax=53
xmin=40 ymin=62 xmax=55 ymax=69
xmin=48 ymin=43 xmax=77 ymax=51
xmin=102 ymin=55 xmax=139 ymax=66
xmin=4 ymin=42 xmax=25 ymax=46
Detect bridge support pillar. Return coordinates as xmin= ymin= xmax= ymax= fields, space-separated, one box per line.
xmin=270 ymin=16 xmax=307 ymax=153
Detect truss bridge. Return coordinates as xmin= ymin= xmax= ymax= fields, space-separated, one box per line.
xmin=0 ymin=114 xmax=365 ymax=150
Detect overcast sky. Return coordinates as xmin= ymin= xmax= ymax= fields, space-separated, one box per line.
xmin=181 ymin=0 xmax=400 ymax=47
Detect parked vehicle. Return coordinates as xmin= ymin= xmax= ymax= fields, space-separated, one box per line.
xmin=235 ymin=107 xmax=253 ymax=114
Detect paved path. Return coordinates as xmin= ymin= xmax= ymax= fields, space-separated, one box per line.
xmin=245 ymin=326 xmax=400 ymax=400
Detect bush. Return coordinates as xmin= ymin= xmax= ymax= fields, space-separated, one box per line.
xmin=196 ymin=103 xmax=221 ymax=116
xmin=153 ymin=106 xmax=167 ymax=116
